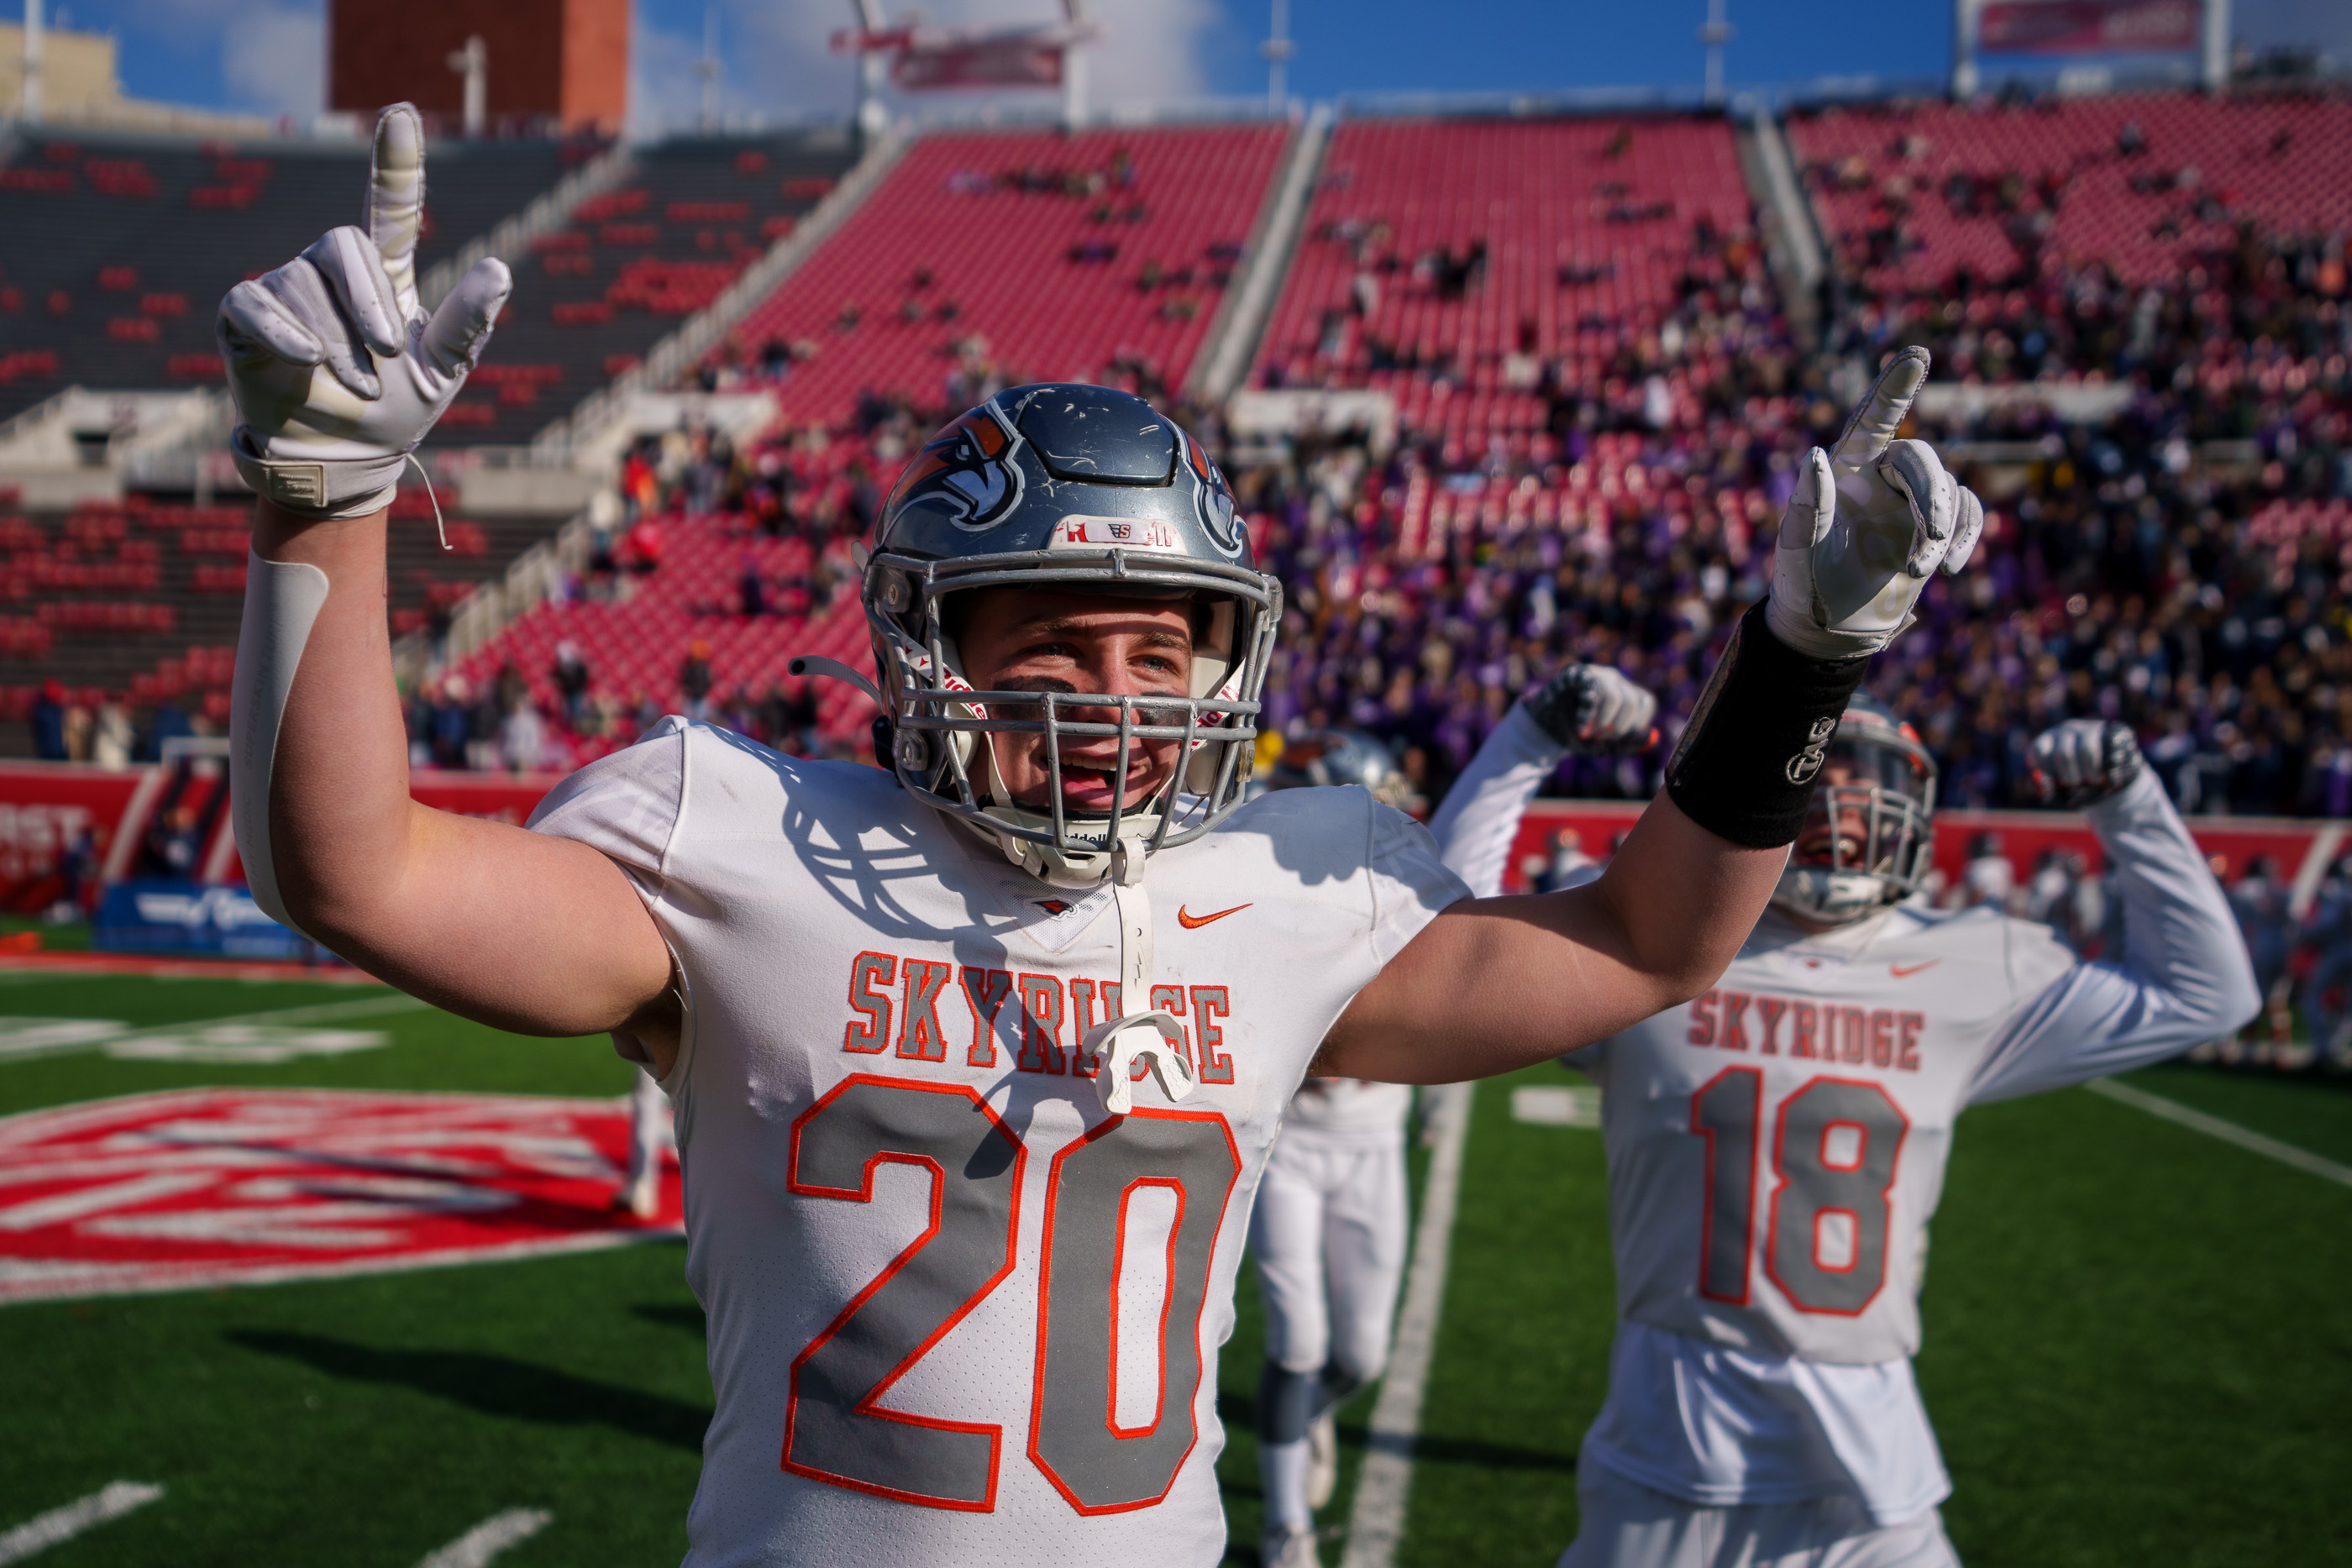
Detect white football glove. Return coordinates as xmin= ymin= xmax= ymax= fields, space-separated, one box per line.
xmin=2029 ymin=719 xmax=2145 ymax=809
xmin=1766 ymin=347 xmax=1984 ymax=661
xmin=218 ymin=103 xmax=513 ymax=518
xmin=1523 ymin=663 xmax=1658 ymax=755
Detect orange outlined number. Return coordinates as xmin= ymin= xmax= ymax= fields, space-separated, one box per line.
xmin=785 ymin=1079 xmax=1241 ymax=1517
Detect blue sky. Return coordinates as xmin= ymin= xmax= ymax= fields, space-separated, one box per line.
xmin=44 ymin=0 xmax=2352 ymax=130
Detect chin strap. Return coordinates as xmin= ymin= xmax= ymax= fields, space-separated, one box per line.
xmin=1084 ymin=841 xmax=1198 ymax=1116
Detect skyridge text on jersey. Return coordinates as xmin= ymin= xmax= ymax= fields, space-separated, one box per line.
xmin=1686 ymin=988 xmax=1924 ymax=1071
xmin=844 ymin=948 xmax=1236 ymax=1083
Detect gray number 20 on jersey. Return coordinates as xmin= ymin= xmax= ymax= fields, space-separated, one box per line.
xmin=782 ymin=1075 xmax=1241 ymax=1513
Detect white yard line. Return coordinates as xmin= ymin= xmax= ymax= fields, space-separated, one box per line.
xmin=0 ymin=1481 xmax=163 ymax=1565
xmin=413 ymin=1508 xmax=553 ymax=1568
xmin=1337 ymin=1082 xmax=1473 ymax=1568
xmin=0 ymin=994 xmax=430 ymax=1064
xmin=2087 ymin=1078 xmax=2352 ymax=1190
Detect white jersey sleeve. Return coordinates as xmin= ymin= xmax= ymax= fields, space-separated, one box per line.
xmin=528 ymin=723 xmax=1465 ymax=1567
xmin=526 ymin=713 xmax=689 ymax=878
xmin=1966 ymin=771 xmax=2261 ymax=1104
xmin=1425 ymin=703 xmax=1563 ymax=898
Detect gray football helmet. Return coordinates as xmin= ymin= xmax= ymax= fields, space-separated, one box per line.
xmin=862 ymin=384 xmax=1282 ymax=887
xmin=1770 ymin=693 xmax=1938 ymax=926
xmin=1263 ymin=729 xmax=1415 ymax=811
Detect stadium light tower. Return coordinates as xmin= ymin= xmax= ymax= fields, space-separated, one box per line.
xmin=2202 ymin=0 xmax=2231 ymax=91
xmin=1062 ymin=0 xmax=1089 ymax=130
xmin=848 ymin=0 xmax=889 ymax=140
xmin=445 ymin=34 xmax=486 ymax=138
xmin=698 ymin=4 xmax=721 ymax=131
xmin=1262 ymin=0 xmax=1295 ymax=114
xmin=19 ymin=0 xmax=40 ymax=123
xmin=1950 ymin=0 xmax=1980 ymax=97
xmin=1698 ymin=0 xmax=1733 ymax=108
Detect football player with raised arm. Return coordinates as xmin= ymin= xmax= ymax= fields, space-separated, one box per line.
xmin=1431 ymin=688 xmax=2260 ymax=1568
xmin=220 ymin=107 xmax=1978 ymax=1568
xmin=1249 ymin=689 xmax=1656 ymax=1568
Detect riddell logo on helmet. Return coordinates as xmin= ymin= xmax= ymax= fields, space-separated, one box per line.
xmin=1785 ymin=717 xmax=1835 ymax=785
xmin=1056 ymin=517 xmax=1178 ymax=551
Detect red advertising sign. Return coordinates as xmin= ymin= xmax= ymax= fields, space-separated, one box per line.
xmin=891 ymin=31 xmax=1068 ymax=90
xmin=0 ymin=762 xmax=148 ymax=911
xmin=1978 ymin=0 xmax=2202 ymax=55
xmin=0 ymin=1088 xmax=677 ymax=1304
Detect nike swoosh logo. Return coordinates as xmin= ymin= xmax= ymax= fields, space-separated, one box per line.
xmin=1177 ymin=903 xmax=1252 ymax=930
xmin=1890 ymin=962 xmax=1940 ymax=978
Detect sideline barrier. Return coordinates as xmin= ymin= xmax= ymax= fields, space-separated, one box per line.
xmin=0 ymin=760 xmax=2333 ymax=913
xmin=1510 ymin=800 xmax=2343 ymax=906
xmin=0 ymin=760 xmax=565 ymax=912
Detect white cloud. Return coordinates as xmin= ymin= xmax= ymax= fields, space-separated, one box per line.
xmin=221 ymin=4 xmax=324 ymax=116
xmin=631 ymin=0 xmax=1225 ymax=137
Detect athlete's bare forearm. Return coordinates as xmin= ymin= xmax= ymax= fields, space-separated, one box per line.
xmin=1322 ymin=792 xmax=1785 ymax=1082
xmin=249 ymin=499 xmax=675 ymax=1039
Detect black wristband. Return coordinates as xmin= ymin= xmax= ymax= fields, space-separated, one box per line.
xmin=1665 ymin=600 xmax=1869 ymax=848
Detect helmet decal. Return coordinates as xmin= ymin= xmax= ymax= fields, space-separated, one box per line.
xmin=1179 ymin=429 xmax=1243 ymax=555
xmin=885 ymin=405 xmax=1026 ymax=532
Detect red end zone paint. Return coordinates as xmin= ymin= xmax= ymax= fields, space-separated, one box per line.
xmin=0 ymin=1088 xmax=680 ymax=1305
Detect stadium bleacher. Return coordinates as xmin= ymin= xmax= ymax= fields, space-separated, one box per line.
xmin=0 ymin=90 xmax=2345 ymax=821
xmin=0 ymin=490 xmax=554 ymax=747
xmin=426 ymin=128 xmax=864 ymax=447
xmin=729 ymin=123 xmax=1292 ymax=426
xmin=0 ymin=130 xmax=591 ymax=422
xmin=1788 ymin=91 xmax=2352 ymax=291
xmin=1253 ymin=115 xmax=1761 ymax=441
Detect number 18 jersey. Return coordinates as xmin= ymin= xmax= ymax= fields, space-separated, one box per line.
xmin=1574 ymin=905 xmax=2074 ymax=1366
xmin=529 ymin=719 xmax=1465 ymax=1567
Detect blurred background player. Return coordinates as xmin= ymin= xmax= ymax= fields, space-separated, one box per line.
xmin=1431 ymin=696 xmax=2257 ymax=1568
xmin=612 ymin=1063 xmax=675 ymax=1219
xmin=1252 ymin=671 xmax=1656 ymax=1568
xmin=2226 ymin=855 xmax=2295 ymax=1065
xmin=1526 ymin=826 xmax=1602 ymax=894
xmin=1948 ymin=830 xmax=2014 ymax=913
xmin=2298 ymin=856 xmax=2352 ymax=1071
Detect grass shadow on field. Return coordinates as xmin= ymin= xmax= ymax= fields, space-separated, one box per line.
xmin=631 ymin=1302 xmax=708 ymax=1337
xmin=228 ymin=1329 xmax=711 ymax=1453
xmin=1395 ymin=1427 xmax=1578 ymax=1473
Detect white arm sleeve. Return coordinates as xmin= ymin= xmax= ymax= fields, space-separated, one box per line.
xmin=1966 ymin=770 xmax=2262 ymax=1104
xmin=228 ymin=549 xmax=331 ymax=932
xmin=1424 ymin=703 xmax=1566 ymax=898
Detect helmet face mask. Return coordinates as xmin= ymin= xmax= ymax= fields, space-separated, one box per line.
xmin=864 ymin=385 xmax=1282 ymax=886
xmin=1771 ymin=698 xmax=1938 ymax=926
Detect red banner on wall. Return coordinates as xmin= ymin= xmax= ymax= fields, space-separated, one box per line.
xmin=0 ymin=761 xmax=564 ymax=911
xmin=1509 ymin=799 xmax=2337 ymax=905
xmin=1978 ymin=0 xmax=2202 ymax=55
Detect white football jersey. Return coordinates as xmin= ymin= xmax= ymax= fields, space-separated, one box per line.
xmin=1436 ymin=712 xmax=2258 ymax=1521
xmin=529 ymin=718 xmax=1465 ymax=1567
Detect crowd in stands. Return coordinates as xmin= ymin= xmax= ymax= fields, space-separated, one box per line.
xmin=418 ymin=97 xmax=2352 ymax=830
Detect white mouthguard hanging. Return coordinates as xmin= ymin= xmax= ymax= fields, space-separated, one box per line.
xmin=1083 ymin=841 xmax=1199 ymax=1116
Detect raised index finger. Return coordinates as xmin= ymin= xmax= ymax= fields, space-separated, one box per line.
xmin=365 ymin=102 xmax=427 ymax=324
xmin=1828 ymin=345 xmax=1930 ymax=469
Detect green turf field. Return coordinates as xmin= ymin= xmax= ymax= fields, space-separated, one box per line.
xmin=1 ymin=968 xmax=2347 ymax=1565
